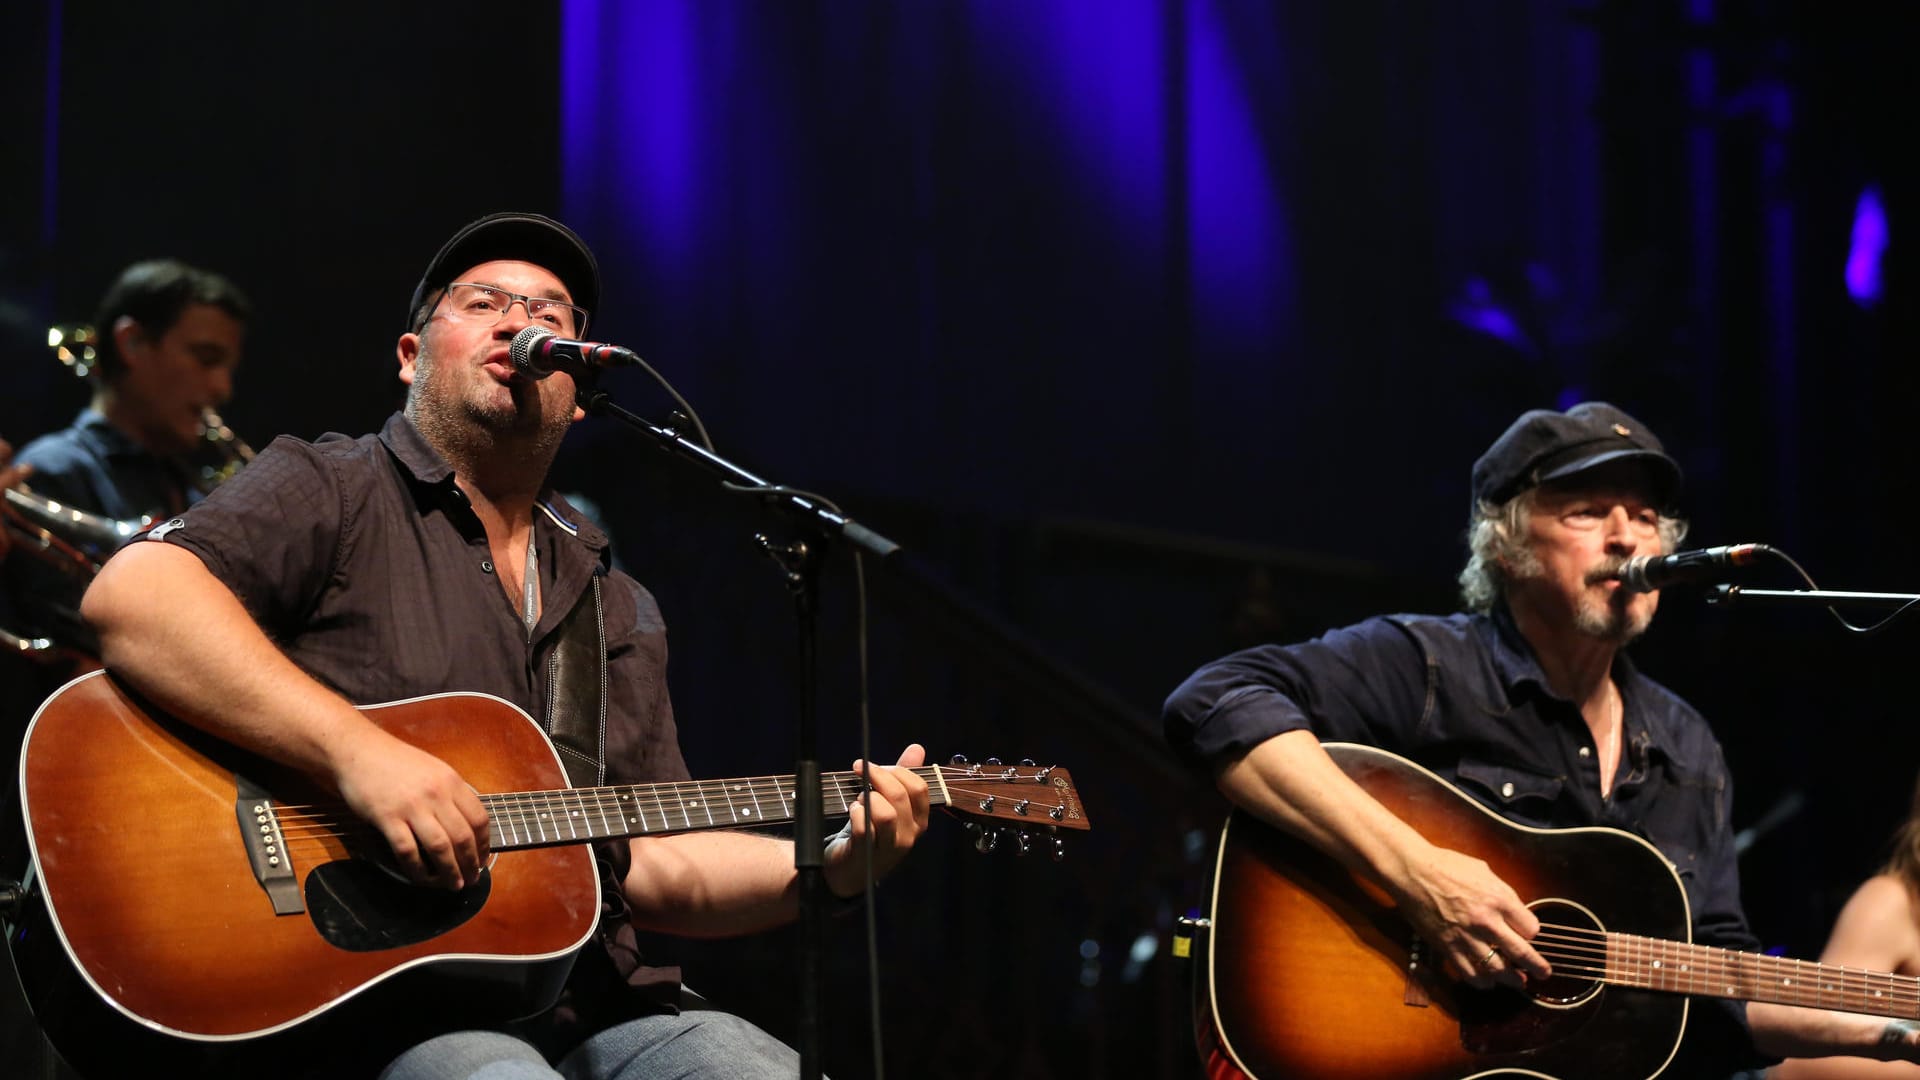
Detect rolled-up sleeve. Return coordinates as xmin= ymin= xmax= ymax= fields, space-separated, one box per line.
xmin=1163 ymin=617 xmax=1434 ymax=771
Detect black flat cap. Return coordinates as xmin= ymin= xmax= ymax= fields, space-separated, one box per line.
xmin=405 ymin=211 xmax=600 ymax=334
xmin=1470 ymin=401 xmax=1682 ymax=513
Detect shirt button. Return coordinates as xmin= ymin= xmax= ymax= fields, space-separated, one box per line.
xmin=1579 ymin=746 xmax=1591 ymax=758
xmin=1500 ymin=782 xmax=1514 ymax=798
xmin=480 ymin=560 xmax=495 ymax=574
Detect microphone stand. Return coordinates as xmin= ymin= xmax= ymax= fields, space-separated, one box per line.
xmin=578 ymin=388 xmax=898 ymax=1080
xmin=1710 ymin=586 xmax=1920 ymax=609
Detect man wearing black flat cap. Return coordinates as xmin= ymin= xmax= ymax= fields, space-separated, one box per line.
xmin=1164 ymin=402 xmax=1920 ymax=1075
xmin=76 ymin=212 xmax=929 ymax=1078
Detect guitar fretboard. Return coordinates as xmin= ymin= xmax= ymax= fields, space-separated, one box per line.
xmin=1607 ymin=932 xmax=1920 ymax=1019
xmin=478 ymin=767 xmax=943 ymax=848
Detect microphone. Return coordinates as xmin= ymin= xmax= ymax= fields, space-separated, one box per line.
xmin=509 ymin=325 xmax=643 ymax=380
xmin=1614 ymin=543 xmax=1772 ymax=592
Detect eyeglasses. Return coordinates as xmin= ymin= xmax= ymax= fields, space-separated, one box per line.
xmin=436 ymin=282 xmax=589 ymax=338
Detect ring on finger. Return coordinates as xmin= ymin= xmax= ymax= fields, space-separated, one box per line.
xmin=1483 ymin=946 xmax=1501 ymax=968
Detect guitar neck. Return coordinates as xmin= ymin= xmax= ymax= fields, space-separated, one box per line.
xmin=478 ymin=766 xmax=945 ymax=849
xmin=1608 ymin=932 xmax=1920 ymax=1019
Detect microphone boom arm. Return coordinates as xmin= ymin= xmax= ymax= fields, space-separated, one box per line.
xmin=578 ymin=390 xmax=899 ymax=559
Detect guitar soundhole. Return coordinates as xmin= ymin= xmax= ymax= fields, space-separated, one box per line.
xmin=305 ymin=859 xmax=492 ymax=952
xmin=1528 ymin=897 xmax=1603 ymax=1008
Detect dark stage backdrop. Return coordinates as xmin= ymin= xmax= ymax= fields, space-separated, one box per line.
xmin=3 ymin=2 xmax=1918 ymax=1077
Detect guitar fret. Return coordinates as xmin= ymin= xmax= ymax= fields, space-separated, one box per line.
xmin=563 ymin=790 xmax=584 ymax=840
xmin=591 ymin=788 xmax=617 ymax=837
xmin=1610 ymin=931 xmax=1920 ymax=1019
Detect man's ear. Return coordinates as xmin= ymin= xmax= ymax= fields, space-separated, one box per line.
xmin=397 ymin=332 xmax=421 ymax=387
xmin=112 ymin=315 xmax=148 ymax=367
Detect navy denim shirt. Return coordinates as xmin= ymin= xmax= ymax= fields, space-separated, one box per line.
xmin=1164 ymin=609 xmax=1768 ymax=1075
xmin=3 ymin=410 xmax=201 ymax=654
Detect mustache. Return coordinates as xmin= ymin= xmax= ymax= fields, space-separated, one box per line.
xmin=1585 ymin=557 xmax=1631 ymax=586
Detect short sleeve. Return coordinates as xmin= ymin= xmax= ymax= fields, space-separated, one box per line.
xmin=145 ymin=435 xmax=346 ymax=639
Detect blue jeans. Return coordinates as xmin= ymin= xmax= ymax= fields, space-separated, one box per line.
xmin=377 ymin=1007 xmax=805 ymax=1080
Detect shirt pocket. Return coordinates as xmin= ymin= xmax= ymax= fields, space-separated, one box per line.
xmin=1454 ymin=757 xmax=1566 ymax=826
xmin=1633 ymin=759 xmax=1724 ymax=879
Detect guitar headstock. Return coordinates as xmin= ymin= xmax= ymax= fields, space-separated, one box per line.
xmin=934 ymin=756 xmax=1090 ymax=860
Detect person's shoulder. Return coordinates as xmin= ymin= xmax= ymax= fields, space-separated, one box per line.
xmin=1625 ymin=666 xmax=1705 ymax=723
xmin=254 ymin=429 xmax=393 ymax=485
xmin=1370 ymin=610 xmax=1483 ymax=649
xmin=602 ymin=567 xmax=667 ymax=635
xmin=15 ymin=422 xmax=93 ymax=473
xmin=1846 ymin=872 xmax=1912 ymax=914
xmin=1831 ymin=873 xmax=1920 ymax=952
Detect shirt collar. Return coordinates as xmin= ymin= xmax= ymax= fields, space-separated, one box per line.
xmin=1480 ymin=604 xmax=1681 ymax=752
xmin=74 ymin=408 xmax=159 ymax=462
xmin=375 ymin=411 xmax=610 ymax=553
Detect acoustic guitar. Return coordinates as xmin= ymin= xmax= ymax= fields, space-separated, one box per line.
xmin=1193 ymin=742 xmax=1915 ymax=1080
xmin=12 ymin=669 xmax=1089 ymax=1073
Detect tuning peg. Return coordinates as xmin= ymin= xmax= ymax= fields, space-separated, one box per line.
xmin=1019 ymin=757 xmax=1036 ymax=767
xmin=985 ymin=757 xmax=1002 ymax=766
xmin=1016 ymin=832 xmax=1034 ymax=856
xmin=1051 ymin=837 xmax=1066 ymax=862
xmin=975 ymin=828 xmax=999 ymax=855
xmin=949 ymin=754 xmax=969 ymax=765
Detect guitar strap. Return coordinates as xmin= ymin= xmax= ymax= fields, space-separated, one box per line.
xmin=544 ymin=572 xmax=607 ymax=788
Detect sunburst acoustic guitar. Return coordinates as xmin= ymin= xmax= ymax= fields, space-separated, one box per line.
xmin=11 ymin=669 xmax=1090 ymax=1074
xmin=1192 ymin=742 xmax=1915 ymax=1080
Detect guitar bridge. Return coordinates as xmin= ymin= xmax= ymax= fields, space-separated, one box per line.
xmin=235 ymin=776 xmax=303 ymax=915
xmin=1404 ymin=938 xmax=1432 ymax=1007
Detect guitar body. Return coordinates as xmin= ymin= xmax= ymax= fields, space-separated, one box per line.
xmin=1201 ymin=743 xmax=1691 ymax=1080
xmin=14 ymin=670 xmax=599 ymax=1074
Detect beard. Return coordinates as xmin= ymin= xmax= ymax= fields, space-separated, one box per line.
xmin=1507 ymin=550 xmax=1654 ymax=645
xmin=406 ymin=337 xmax=573 ymax=465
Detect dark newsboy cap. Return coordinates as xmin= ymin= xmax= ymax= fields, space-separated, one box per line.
xmin=1470 ymin=401 xmax=1682 ymax=513
xmin=405 ymin=211 xmax=600 ymax=334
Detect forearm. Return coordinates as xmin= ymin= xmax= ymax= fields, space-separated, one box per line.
xmin=82 ymin=541 xmax=376 ymax=782
xmin=623 ymin=831 xmax=809 ymax=937
xmin=1751 ymin=1003 xmax=1916 ymax=1065
xmin=1217 ymin=728 xmax=1437 ymax=887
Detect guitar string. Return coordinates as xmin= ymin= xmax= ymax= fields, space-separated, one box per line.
xmin=261 ymin=771 xmax=1069 ymax=841
xmin=258 ymin=764 xmax=1043 ymax=821
xmin=1506 ymin=924 xmax=1920 ymax=1007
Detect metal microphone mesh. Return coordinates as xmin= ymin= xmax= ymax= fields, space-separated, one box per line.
xmin=508 ymin=325 xmax=556 ymax=378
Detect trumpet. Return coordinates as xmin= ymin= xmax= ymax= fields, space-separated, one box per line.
xmin=196 ymin=406 xmax=256 ymax=493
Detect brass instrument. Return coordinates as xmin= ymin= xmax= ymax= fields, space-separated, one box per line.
xmin=3 ymin=485 xmax=150 ymax=577
xmin=195 ymin=406 xmax=256 ymax=492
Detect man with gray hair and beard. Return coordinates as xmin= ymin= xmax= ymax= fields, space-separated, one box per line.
xmin=1164 ymin=402 xmax=1920 ymax=1076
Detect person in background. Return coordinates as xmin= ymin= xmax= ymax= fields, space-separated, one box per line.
xmin=1763 ymin=776 xmax=1920 ymax=1079
xmin=3 ymin=258 xmax=249 ymax=656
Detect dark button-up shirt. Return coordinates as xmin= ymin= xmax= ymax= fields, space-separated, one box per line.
xmin=151 ymin=412 xmax=692 ymax=1053
xmin=1164 ymin=609 xmax=1767 ymax=1076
